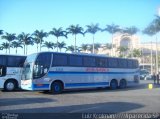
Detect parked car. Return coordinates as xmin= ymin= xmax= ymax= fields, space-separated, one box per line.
xmin=140 ymin=69 xmax=150 ymax=80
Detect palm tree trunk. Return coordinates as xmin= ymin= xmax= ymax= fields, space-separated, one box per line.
xmin=26 ymin=45 xmax=28 ymax=55
xmin=57 ymin=37 xmax=58 ymax=52
xmin=111 ymin=33 xmax=113 ymax=56
xmin=16 ymin=48 xmax=17 ymax=54
xmin=40 ymin=39 xmax=42 ymax=52
xmin=5 ymin=49 xmax=7 ymax=54
xmin=92 ymin=35 xmax=95 ymax=53
xmin=74 ymin=35 xmax=76 ymax=52
xmin=24 ymin=44 xmax=25 ymax=55
xmin=9 ymin=41 xmax=10 ymax=54
xmin=37 ymin=43 xmax=38 ymax=52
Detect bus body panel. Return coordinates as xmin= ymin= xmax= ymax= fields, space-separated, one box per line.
xmin=0 ymin=55 xmax=26 ymax=90
xmin=21 ymin=52 xmax=140 ymax=92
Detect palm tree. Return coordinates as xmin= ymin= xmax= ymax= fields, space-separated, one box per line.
xmin=1 ymin=32 xmax=16 ymax=54
xmin=117 ymin=46 xmax=129 ymax=57
xmin=143 ymin=17 xmax=160 ymax=74
xmin=132 ymin=49 xmax=141 ymax=58
xmin=49 ymin=27 xmax=67 ymax=52
xmin=102 ymin=23 xmax=120 ymax=56
xmin=1 ymin=42 xmax=9 ymax=54
xmin=0 ymin=30 xmax=3 ymax=35
xmin=123 ymin=26 xmax=139 ymax=58
xmin=32 ymin=30 xmax=48 ymax=52
xmin=85 ymin=23 xmax=100 ymax=53
xmin=42 ymin=41 xmax=55 ymax=51
xmin=11 ymin=41 xmax=23 ymax=54
xmin=32 ymin=37 xmax=40 ymax=52
xmin=57 ymin=41 xmax=66 ymax=52
xmin=67 ymin=24 xmax=84 ymax=52
xmin=18 ymin=32 xmax=33 ymax=55
xmin=65 ymin=45 xmax=75 ymax=53
xmin=80 ymin=44 xmax=88 ymax=52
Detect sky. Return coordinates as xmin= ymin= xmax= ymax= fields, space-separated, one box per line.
xmin=0 ymin=0 xmax=160 ymax=55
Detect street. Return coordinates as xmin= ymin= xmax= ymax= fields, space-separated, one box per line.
xmin=0 ymin=80 xmax=160 ymax=119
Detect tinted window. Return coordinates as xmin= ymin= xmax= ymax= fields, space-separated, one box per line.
xmin=96 ymin=58 xmax=107 ymax=67
xmin=108 ymin=58 xmax=118 ymax=68
xmin=69 ymin=55 xmax=82 ymax=66
xmin=33 ymin=53 xmax=52 ymax=79
xmin=0 ymin=55 xmax=6 ymax=66
xmin=53 ymin=54 xmax=68 ymax=66
xmin=128 ymin=60 xmax=133 ymax=68
xmin=83 ymin=57 xmax=96 ymax=67
xmin=118 ymin=59 xmax=127 ymax=68
xmin=133 ymin=60 xmax=139 ymax=68
xmin=7 ymin=56 xmax=26 ymax=67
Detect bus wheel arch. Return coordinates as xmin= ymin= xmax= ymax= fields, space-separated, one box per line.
xmin=110 ymin=79 xmax=118 ymax=90
xmin=4 ymin=79 xmax=18 ymax=91
xmin=50 ymin=80 xmax=64 ymax=94
xmin=119 ymin=79 xmax=127 ymax=89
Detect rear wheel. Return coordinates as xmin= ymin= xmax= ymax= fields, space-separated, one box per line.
xmin=4 ymin=80 xmax=17 ymax=91
xmin=119 ymin=79 xmax=127 ymax=89
xmin=51 ymin=82 xmax=63 ymax=94
xmin=110 ymin=80 xmax=118 ymax=90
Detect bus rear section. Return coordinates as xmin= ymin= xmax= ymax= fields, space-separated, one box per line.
xmin=0 ymin=55 xmax=26 ymax=91
xmin=21 ymin=52 xmax=140 ymax=94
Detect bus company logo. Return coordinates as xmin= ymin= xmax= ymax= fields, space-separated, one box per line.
xmin=86 ymin=68 xmax=108 ymax=72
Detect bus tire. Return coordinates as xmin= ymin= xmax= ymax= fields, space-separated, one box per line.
xmin=51 ymin=81 xmax=63 ymax=94
xmin=119 ymin=79 xmax=127 ymax=89
xmin=110 ymin=79 xmax=118 ymax=90
xmin=4 ymin=80 xmax=17 ymax=91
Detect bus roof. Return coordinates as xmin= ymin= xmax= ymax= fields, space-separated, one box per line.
xmin=33 ymin=51 xmax=138 ymax=61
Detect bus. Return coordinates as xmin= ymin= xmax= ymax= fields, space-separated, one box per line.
xmin=0 ymin=54 xmax=26 ymax=91
xmin=21 ymin=52 xmax=139 ymax=94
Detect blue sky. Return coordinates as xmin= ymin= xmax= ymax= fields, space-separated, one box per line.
xmin=0 ymin=0 xmax=160 ymax=55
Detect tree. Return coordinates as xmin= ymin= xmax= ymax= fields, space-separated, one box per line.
xmin=123 ymin=26 xmax=139 ymax=58
xmin=80 ymin=44 xmax=88 ymax=52
xmin=67 ymin=24 xmax=84 ymax=52
xmin=0 ymin=30 xmax=3 ymax=35
xmin=1 ymin=32 xmax=16 ymax=54
xmin=42 ymin=41 xmax=55 ymax=51
xmin=102 ymin=24 xmax=120 ymax=56
xmin=18 ymin=32 xmax=33 ymax=55
xmin=1 ymin=42 xmax=9 ymax=54
xmin=32 ymin=37 xmax=40 ymax=52
xmin=117 ymin=46 xmax=128 ymax=57
xmin=85 ymin=23 xmax=100 ymax=53
xmin=132 ymin=49 xmax=141 ymax=58
xmin=32 ymin=30 xmax=48 ymax=52
xmin=65 ymin=45 xmax=75 ymax=53
xmin=57 ymin=41 xmax=66 ymax=52
xmin=11 ymin=41 xmax=23 ymax=54
xmin=49 ymin=27 xmax=67 ymax=52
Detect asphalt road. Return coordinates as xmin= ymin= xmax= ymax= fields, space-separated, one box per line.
xmin=0 ymin=80 xmax=160 ymax=118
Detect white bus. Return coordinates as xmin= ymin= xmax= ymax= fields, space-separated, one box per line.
xmin=21 ymin=52 xmax=139 ymax=94
xmin=0 ymin=54 xmax=26 ymax=91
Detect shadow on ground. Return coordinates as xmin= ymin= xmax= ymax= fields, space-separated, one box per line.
xmin=0 ymin=98 xmax=56 ymax=106
xmin=0 ymin=101 xmax=144 ymax=113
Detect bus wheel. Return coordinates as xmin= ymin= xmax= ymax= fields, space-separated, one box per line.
xmin=4 ymin=80 xmax=17 ymax=91
xmin=119 ymin=79 xmax=127 ymax=89
xmin=110 ymin=80 xmax=118 ymax=90
xmin=51 ymin=82 xmax=63 ymax=94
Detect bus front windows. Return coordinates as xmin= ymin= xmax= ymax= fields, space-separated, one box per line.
xmin=33 ymin=53 xmax=51 ymax=79
xmin=22 ymin=63 xmax=33 ymax=80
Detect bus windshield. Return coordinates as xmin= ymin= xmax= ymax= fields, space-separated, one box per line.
xmin=22 ymin=53 xmax=52 ymax=80
xmin=22 ymin=53 xmax=37 ymax=80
